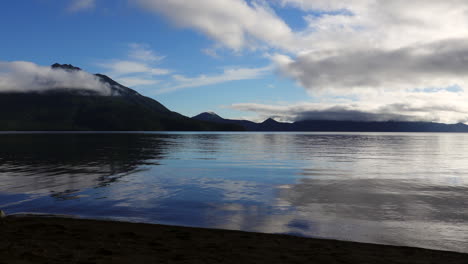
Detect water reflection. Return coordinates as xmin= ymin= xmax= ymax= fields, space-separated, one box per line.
xmin=1 ymin=132 xmax=468 ymax=253
xmin=0 ymin=134 xmax=170 ymax=197
xmin=280 ymin=177 xmax=468 ymax=222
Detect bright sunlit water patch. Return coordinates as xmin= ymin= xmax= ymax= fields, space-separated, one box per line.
xmin=0 ymin=132 xmax=467 ymax=252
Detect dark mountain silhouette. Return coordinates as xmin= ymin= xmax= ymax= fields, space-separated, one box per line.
xmin=257 ymin=118 xmax=292 ymax=131
xmin=192 ymin=112 xmax=225 ymax=122
xmin=193 ymin=112 xmax=468 ymax=132
xmin=292 ymin=120 xmax=468 ymax=132
xmin=0 ymin=64 xmax=242 ymax=131
xmin=193 ymin=112 xmax=258 ymax=130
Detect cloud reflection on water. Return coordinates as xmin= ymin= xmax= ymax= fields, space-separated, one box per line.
xmin=1 ymin=132 xmax=468 ymax=252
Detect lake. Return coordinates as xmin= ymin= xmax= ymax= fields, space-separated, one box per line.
xmin=0 ymin=132 xmax=467 ymax=253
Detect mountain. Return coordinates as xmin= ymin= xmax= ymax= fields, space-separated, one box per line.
xmin=193 ymin=112 xmax=259 ymax=130
xmin=192 ymin=112 xmax=468 ymax=132
xmin=192 ymin=112 xmax=225 ymax=122
xmin=0 ymin=64 xmax=243 ymax=131
xmin=257 ymin=118 xmax=292 ymax=131
xmin=292 ymin=120 xmax=468 ymax=132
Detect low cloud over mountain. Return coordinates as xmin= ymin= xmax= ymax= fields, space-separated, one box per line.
xmin=230 ymin=100 xmax=468 ymax=124
xmin=0 ymin=61 xmax=111 ymax=95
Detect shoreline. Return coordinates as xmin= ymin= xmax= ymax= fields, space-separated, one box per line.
xmin=1 ymin=215 xmax=467 ymax=264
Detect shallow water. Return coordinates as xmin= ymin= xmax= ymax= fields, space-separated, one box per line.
xmin=0 ymin=132 xmax=467 ymax=252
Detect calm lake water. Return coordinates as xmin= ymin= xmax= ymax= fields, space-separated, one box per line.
xmin=0 ymin=132 xmax=467 ymax=252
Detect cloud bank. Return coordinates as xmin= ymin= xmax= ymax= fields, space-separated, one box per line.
xmin=273 ymin=39 xmax=468 ymax=93
xmin=230 ymin=88 xmax=468 ymax=123
xmin=0 ymin=61 xmax=111 ymax=95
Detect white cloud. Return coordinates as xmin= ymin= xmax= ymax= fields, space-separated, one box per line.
xmin=128 ymin=43 xmax=165 ymax=62
xmin=96 ymin=42 xmax=270 ymax=92
xmin=133 ymin=1 xmax=468 ymax=122
xmin=68 ymin=0 xmax=95 ymax=12
xmin=134 ymin=0 xmax=294 ymax=51
xmin=278 ymin=0 xmax=468 ymax=50
xmin=267 ymin=0 xmax=468 ymax=98
xmin=202 ymin=48 xmax=221 ymax=58
xmin=157 ymin=65 xmax=272 ymax=94
xmin=97 ymin=43 xmax=171 ymax=88
xmin=133 ymin=0 xmax=468 ymax=53
xmin=0 ymin=61 xmax=111 ymax=94
xmin=133 ymin=0 xmax=468 ymax=88
xmin=230 ymin=87 xmax=468 ymax=124
xmin=98 ymin=60 xmax=171 ymax=77
xmin=115 ymin=77 xmax=159 ymax=87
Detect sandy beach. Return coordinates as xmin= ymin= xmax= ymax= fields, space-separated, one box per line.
xmin=0 ymin=216 xmax=467 ymax=264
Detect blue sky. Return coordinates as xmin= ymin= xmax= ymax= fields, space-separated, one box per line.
xmin=2 ymin=0 xmax=468 ymax=123
xmin=0 ymin=0 xmax=308 ymax=120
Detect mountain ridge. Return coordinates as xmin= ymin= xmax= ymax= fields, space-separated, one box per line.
xmin=0 ymin=64 xmax=243 ymax=131
xmin=192 ymin=112 xmax=468 ymax=132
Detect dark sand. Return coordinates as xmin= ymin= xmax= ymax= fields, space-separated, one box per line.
xmin=1 ymin=216 xmax=467 ymax=264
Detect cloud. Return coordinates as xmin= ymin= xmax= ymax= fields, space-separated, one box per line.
xmin=115 ymin=77 xmax=159 ymax=87
xmin=133 ymin=1 xmax=468 ymax=91
xmin=134 ymin=0 xmax=294 ymax=51
xmin=269 ymin=1 xmax=468 ymax=96
xmin=157 ymin=65 xmax=272 ymax=93
xmin=229 ymin=102 xmax=422 ymax=122
xmin=230 ymin=87 xmax=468 ymax=123
xmin=97 ymin=43 xmax=171 ymax=88
xmin=0 ymin=61 xmax=111 ymax=94
xmin=293 ymin=108 xmax=422 ymax=123
xmin=280 ymin=0 xmax=468 ymax=49
xmin=202 ymin=48 xmax=221 ymax=59
xmin=68 ymin=0 xmax=96 ymax=12
xmin=96 ymin=43 xmax=270 ymax=92
xmin=98 ymin=60 xmax=171 ymax=76
xmin=128 ymin=43 xmax=165 ymax=62
xmin=132 ymin=1 xmax=468 ymax=122
xmin=273 ymin=38 xmax=468 ymax=93
xmin=134 ymin=1 xmax=468 ymax=53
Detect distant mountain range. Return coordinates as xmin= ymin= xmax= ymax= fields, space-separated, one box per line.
xmin=192 ymin=112 xmax=468 ymax=132
xmin=4 ymin=64 xmax=468 ymax=133
xmin=0 ymin=64 xmax=242 ymax=131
